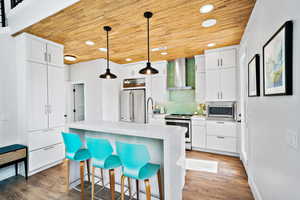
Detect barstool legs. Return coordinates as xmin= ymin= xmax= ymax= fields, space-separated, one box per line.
xmin=92 ymin=166 xmax=95 ymax=200
xmin=109 ymin=169 xmax=116 ymax=200
xmin=86 ymin=159 xmax=91 ymax=183
xmin=157 ymin=170 xmax=163 ymax=200
xmin=136 ymin=180 xmax=139 ymax=200
xmin=80 ymin=161 xmax=85 ymax=200
xmin=66 ymin=159 xmax=70 ymax=192
xmin=121 ymin=175 xmax=125 ymax=200
xmin=144 ymin=179 xmax=151 ymax=200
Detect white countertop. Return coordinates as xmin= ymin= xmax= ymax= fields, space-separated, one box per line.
xmin=67 ymin=120 xmax=186 ymax=140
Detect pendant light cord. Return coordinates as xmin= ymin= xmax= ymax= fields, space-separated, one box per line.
xmin=106 ymin=29 xmax=109 ymax=70
xmin=147 ymin=17 xmax=150 ymax=63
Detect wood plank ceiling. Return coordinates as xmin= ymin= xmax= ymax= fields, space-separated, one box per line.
xmin=21 ymin=0 xmax=255 ymax=64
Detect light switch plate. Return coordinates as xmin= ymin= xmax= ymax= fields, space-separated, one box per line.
xmin=287 ymin=130 xmax=298 ymax=150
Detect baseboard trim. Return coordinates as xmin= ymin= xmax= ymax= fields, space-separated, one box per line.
xmin=29 ymin=160 xmax=64 ymax=176
xmin=248 ymin=176 xmax=263 ymax=200
xmin=192 ymin=147 xmax=240 ymax=157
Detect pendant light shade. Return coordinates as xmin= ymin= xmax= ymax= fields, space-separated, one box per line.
xmin=99 ymin=26 xmax=117 ymax=79
xmin=139 ymin=11 xmax=159 ymax=75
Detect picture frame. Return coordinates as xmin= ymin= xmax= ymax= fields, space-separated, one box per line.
xmin=248 ymin=54 xmax=260 ymax=97
xmin=263 ymin=20 xmax=293 ymax=96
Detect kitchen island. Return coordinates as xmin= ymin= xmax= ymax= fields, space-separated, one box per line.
xmin=67 ymin=120 xmax=186 ymax=200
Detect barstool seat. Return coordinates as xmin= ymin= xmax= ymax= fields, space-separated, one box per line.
xmin=86 ymin=137 xmax=131 ymax=200
xmin=116 ymin=142 xmax=163 ymax=200
xmin=62 ymin=132 xmax=91 ymax=200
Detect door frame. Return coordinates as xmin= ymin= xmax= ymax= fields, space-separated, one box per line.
xmin=70 ymin=81 xmax=86 ymax=122
xmin=239 ymin=41 xmax=249 ymax=173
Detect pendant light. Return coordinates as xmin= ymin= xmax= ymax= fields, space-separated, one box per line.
xmin=139 ymin=11 xmax=159 ymax=75
xmin=99 ymin=26 xmax=117 ymax=79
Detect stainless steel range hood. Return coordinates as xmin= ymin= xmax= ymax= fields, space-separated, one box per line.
xmin=167 ymin=58 xmax=193 ymax=90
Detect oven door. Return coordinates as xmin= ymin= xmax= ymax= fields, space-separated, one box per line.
xmin=165 ymin=120 xmax=191 ymax=143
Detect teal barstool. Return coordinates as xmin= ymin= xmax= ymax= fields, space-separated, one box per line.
xmin=116 ymin=142 xmax=163 ymax=200
xmin=86 ymin=137 xmax=131 ymax=200
xmin=62 ymin=132 xmax=91 ymax=200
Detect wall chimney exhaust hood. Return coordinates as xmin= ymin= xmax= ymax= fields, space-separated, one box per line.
xmin=167 ymin=58 xmax=195 ymax=90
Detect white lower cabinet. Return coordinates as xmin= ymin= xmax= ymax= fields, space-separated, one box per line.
xmin=192 ymin=119 xmax=238 ymax=154
xmin=29 ymin=143 xmax=65 ymax=173
xmin=206 ymin=121 xmax=238 ymax=153
xmin=206 ymin=136 xmax=237 ymax=153
xmin=28 ymin=127 xmax=65 ymax=174
xmin=192 ymin=125 xmax=206 ymax=149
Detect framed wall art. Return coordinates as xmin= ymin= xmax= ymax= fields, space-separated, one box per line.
xmin=248 ymin=54 xmax=260 ymax=97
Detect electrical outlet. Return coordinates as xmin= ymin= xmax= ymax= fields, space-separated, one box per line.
xmin=287 ymin=130 xmax=298 ymax=150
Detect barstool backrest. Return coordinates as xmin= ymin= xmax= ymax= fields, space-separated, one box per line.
xmin=62 ymin=132 xmax=82 ymax=159
xmin=86 ymin=137 xmax=113 ymax=161
xmin=116 ymin=142 xmax=150 ymax=169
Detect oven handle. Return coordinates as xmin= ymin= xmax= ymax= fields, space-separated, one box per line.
xmin=165 ymin=119 xmax=191 ymax=124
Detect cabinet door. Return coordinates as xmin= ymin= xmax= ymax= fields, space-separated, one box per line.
xmin=27 ymin=38 xmax=47 ymax=64
xmin=219 ymin=48 xmax=236 ymax=69
xmin=220 ymin=68 xmax=236 ymax=101
xmin=206 ymin=70 xmax=220 ymax=101
xmin=47 ymin=43 xmax=64 ymax=66
xmin=205 ymin=51 xmax=219 ymax=70
xmin=48 ymin=66 xmax=66 ymax=128
xmin=195 ymin=55 xmax=205 ymax=73
xmin=195 ymin=72 xmax=206 ymax=102
xmin=27 ymin=62 xmax=48 ymax=131
xmin=192 ymin=125 xmax=206 ymax=148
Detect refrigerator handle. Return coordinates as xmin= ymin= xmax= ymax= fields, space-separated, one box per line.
xmin=131 ymin=92 xmax=135 ymax=121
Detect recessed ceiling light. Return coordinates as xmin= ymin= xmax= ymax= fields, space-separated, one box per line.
xmin=151 ymin=46 xmax=167 ymax=52
xmin=207 ymin=43 xmax=216 ymax=47
xmin=64 ymin=55 xmax=77 ymax=62
xmin=125 ymin=58 xmax=132 ymax=62
xmin=200 ymin=4 xmax=214 ymax=14
xmin=161 ymin=52 xmax=168 ymax=55
xmin=99 ymin=48 xmax=107 ymax=52
xmin=85 ymin=40 xmax=95 ymax=46
xmin=202 ymin=19 xmax=217 ymax=27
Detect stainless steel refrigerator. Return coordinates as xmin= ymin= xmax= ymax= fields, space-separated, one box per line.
xmin=120 ymin=89 xmax=146 ymax=123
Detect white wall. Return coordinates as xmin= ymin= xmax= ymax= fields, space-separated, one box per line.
xmin=68 ymin=59 xmax=122 ymax=122
xmin=240 ymin=0 xmax=300 ymax=199
xmin=6 ymin=0 xmax=80 ymax=34
xmin=0 ymin=30 xmax=19 ymax=180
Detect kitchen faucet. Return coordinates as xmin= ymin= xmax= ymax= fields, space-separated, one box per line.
xmin=146 ymin=97 xmax=154 ymax=123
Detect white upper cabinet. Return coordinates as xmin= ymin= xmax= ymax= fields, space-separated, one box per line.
xmin=206 ymin=70 xmax=220 ymax=101
xmin=26 ymin=34 xmax=64 ymax=67
xmin=27 ymin=62 xmax=48 ymax=131
xmin=48 ymin=66 xmax=66 ymax=128
xmin=219 ymin=48 xmax=236 ymax=69
xmin=205 ymin=47 xmax=236 ymax=70
xmin=27 ymin=38 xmax=47 ymax=64
xmin=220 ymin=68 xmax=236 ymax=101
xmin=205 ymin=51 xmax=219 ymax=70
xmin=47 ymin=43 xmax=64 ymax=66
xmin=195 ymin=55 xmax=206 ymax=72
xmin=205 ymin=46 xmax=238 ymax=101
xmin=195 ymin=72 xmax=206 ymax=102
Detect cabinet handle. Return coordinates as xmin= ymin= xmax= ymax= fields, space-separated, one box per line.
xmin=217 ymin=59 xmax=219 ymax=67
xmin=43 ymin=146 xmax=55 ymax=151
xmin=221 ymin=92 xmax=223 ymax=99
xmin=220 ymin=58 xmax=223 ymax=66
xmin=48 ymin=54 xmax=51 ymax=63
xmin=216 ymin=121 xmax=225 ymax=124
xmin=217 ymin=136 xmax=225 ymax=139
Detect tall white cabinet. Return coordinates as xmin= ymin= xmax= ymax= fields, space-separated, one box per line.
xmin=205 ymin=47 xmax=237 ymax=101
xmin=16 ymin=33 xmax=66 ymax=175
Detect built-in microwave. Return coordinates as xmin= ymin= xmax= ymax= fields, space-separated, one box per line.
xmin=207 ymin=103 xmax=236 ymax=119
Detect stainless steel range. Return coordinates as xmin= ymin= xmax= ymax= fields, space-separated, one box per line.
xmin=165 ymin=114 xmax=192 ymax=150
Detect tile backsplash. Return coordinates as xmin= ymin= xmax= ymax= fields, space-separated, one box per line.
xmin=165 ymin=90 xmax=197 ymax=114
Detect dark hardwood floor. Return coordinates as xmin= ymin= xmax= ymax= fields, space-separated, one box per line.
xmin=0 ymin=151 xmax=254 ymax=200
